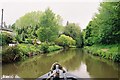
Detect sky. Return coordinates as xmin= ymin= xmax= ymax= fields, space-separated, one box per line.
xmin=0 ymin=0 xmax=102 ymax=29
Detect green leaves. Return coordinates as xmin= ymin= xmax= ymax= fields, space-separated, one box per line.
xmin=55 ymin=34 xmax=76 ymax=48
xmin=0 ymin=32 xmax=13 ymax=45
xmin=14 ymin=11 xmax=43 ymax=42
xmin=14 ymin=8 xmax=62 ymax=43
xmin=63 ymin=22 xmax=83 ymax=47
xmin=37 ymin=8 xmax=62 ymax=42
xmin=84 ymin=2 xmax=120 ymax=45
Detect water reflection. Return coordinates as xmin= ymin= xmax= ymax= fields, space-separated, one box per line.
xmin=69 ymin=62 xmax=90 ymax=78
xmin=2 ymin=48 xmax=120 ymax=79
xmin=84 ymin=53 xmax=119 ymax=78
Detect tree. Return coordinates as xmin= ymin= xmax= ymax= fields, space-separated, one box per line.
xmin=63 ymin=22 xmax=83 ymax=47
xmin=37 ymin=8 xmax=62 ymax=42
xmin=14 ymin=11 xmax=43 ymax=42
xmin=55 ymin=34 xmax=76 ymax=48
xmin=84 ymin=2 xmax=120 ymax=45
xmin=98 ymin=2 xmax=120 ymax=44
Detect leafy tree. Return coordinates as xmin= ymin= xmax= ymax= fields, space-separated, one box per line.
xmin=37 ymin=8 xmax=62 ymax=42
xmin=55 ymin=34 xmax=76 ymax=48
xmin=84 ymin=2 xmax=120 ymax=45
xmin=63 ymin=22 xmax=83 ymax=47
xmin=14 ymin=11 xmax=43 ymax=42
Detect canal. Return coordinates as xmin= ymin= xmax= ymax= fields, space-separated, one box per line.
xmin=2 ymin=48 xmax=120 ymax=79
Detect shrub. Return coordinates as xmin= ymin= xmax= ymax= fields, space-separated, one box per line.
xmin=40 ymin=42 xmax=49 ymax=53
xmin=25 ymin=39 xmax=33 ymax=44
xmin=17 ymin=44 xmax=41 ymax=57
xmin=0 ymin=32 xmax=13 ymax=45
xmin=2 ymin=46 xmax=22 ymax=63
xmin=112 ymin=53 xmax=120 ymax=62
xmin=55 ymin=34 xmax=76 ymax=48
xmin=48 ymin=45 xmax=62 ymax=52
xmin=18 ymin=44 xmax=30 ymax=55
xmin=15 ymin=34 xmax=22 ymax=43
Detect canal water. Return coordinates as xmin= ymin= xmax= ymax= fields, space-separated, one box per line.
xmin=2 ymin=48 xmax=120 ymax=79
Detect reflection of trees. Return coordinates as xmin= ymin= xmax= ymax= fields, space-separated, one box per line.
xmin=2 ymin=63 xmax=19 ymax=76
xmin=2 ymin=49 xmax=84 ymax=78
xmin=2 ymin=49 xmax=120 ymax=78
xmin=84 ymin=54 xmax=119 ymax=78
xmin=17 ymin=49 xmax=82 ymax=78
xmin=62 ymin=49 xmax=83 ymax=71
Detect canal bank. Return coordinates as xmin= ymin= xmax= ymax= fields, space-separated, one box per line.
xmin=2 ymin=43 xmax=63 ymax=63
xmin=2 ymin=48 xmax=120 ymax=79
xmin=84 ymin=44 xmax=120 ymax=62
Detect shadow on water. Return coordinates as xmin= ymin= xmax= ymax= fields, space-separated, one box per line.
xmin=2 ymin=48 xmax=120 ymax=79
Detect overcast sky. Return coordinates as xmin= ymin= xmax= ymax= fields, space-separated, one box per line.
xmin=0 ymin=0 xmax=102 ymax=29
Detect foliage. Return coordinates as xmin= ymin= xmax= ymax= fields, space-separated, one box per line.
xmin=40 ymin=42 xmax=49 ymax=53
xmin=2 ymin=46 xmax=22 ymax=63
xmin=15 ymin=34 xmax=22 ymax=43
xmin=14 ymin=11 xmax=43 ymax=42
xmin=0 ymin=33 xmax=2 ymax=46
xmin=55 ymin=34 xmax=76 ymax=48
xmin=15 ymin=11 xmax=42 ymax=30
xmin=18 ymin=44 xmax=40 ymax=55
xmin=84 ymin=2 xmax=120 ymax=45
xmin=0 ymin=32 xmax=13 ymax=46
xmin=48 ymin=45 xmax=62 ymax=52
xmin=84 ymin=44 xmax=119 ymax=62
xmin=112 ymin=53 xmax=120 ymax=62
xmin=37 ymin=8 xmax=62 ymax=42
xmin=2 ymin=42 xmax=63 ymax=63
xmin=63 ymin=22 xmax=83 ymax=47
xmin=25 ymin=38 xmax=33 ymax=44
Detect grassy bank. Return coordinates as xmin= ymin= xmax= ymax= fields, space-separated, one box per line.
xmin=84 ymin=44 xmax=120 ymax=62
xmin=2 ymin=43 xmax=63 ymax=63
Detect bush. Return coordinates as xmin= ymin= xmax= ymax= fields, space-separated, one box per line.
xmin=15 ymin=35 xmax=22 ymax=43
xmin=48 ymin=45 xmax=62 ymax=52
xmin=25 ymin=39 xmax=33 ymax=44
xmin=112 ymin=53 xmax=120 ymax=62
xmin=18 ymin=44 xmax=30 ymax=55
xmin=84 ymin=37 xmax=94 ymax=46
xmin=40 ymin=42 xmax=49 ymax=53
xmin=2 ymin=46 xmax=22 ymax=63
xmin=55 ymin=34 xmax=76 ymax=48
xmin=0 ymin=32 xmax=13 ymax=45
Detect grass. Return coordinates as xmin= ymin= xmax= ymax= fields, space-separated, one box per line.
xmin=84 ymin=44 xmax=120 ymax=62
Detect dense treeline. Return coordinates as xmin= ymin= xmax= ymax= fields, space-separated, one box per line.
xmin=3 ymin=2 xmax=120 ymax=63
xmin=63 ymin=22 xmax=83 ymax=48
xmin=11 ymin=8 xmax=83 ymax=48
xmin=12 ymin=11 xmax=43 ymax=42
xmin=36 ymin=8 xmax=62 ymax=42
xmin=83 ymin=2 xmax=120 ymax=45
xmin=83 ymin=2 xmax=120 ymax=62
xmin=2 ymin=8 xmax=83 ymax=63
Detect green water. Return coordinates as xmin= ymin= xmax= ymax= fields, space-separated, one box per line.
xmin=2 ymin=48 xmax=120 ymax=79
